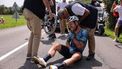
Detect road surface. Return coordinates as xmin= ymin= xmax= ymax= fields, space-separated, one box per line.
xmin=0 ymin=26 xmax=122 ymax=69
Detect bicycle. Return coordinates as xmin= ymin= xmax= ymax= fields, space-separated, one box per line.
xmin=43 ymin=13 xmax=57 ymax=35
xmin=27 ymin=13 xmax=57 ymax=35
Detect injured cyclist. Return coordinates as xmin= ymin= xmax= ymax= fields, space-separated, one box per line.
xmin=32 ymin=16 xmax=88 ymax=69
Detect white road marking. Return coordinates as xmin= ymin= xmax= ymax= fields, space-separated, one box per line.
xmin=0 ymin=30 xmax=46 ymax=62
xmin=0 ymin=42 xmax=28 ymax=61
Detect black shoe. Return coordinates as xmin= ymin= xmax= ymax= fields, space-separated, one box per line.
xmin=86 ymin=53 xmax=95 ymax=60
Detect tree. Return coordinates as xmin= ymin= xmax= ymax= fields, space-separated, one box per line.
xmin=0 ymin=5 xmax=5 ymax=15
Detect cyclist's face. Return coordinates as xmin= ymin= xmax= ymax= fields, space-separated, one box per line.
xmin=68 ymin=21 xmax=77 ymax=32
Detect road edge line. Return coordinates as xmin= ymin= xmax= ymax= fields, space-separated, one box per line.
xmin=0 ymin=42 xmax=28 ymax=61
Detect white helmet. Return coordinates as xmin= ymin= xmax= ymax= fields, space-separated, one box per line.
xmin=69 ymin=16 xmax=79 ymax=22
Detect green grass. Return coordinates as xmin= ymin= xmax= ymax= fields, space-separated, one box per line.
xmin=0 ymin=15 xmax=26 ymax=29
xmin=105 ymin=27 xmax=122 ymax=42
xmin=82 ymin=0 xmax=91 ymax=4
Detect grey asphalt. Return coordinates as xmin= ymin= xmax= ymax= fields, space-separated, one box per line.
xmin=0 ymin=26 xmax=122 ymax=69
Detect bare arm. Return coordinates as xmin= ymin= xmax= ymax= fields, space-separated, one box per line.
xmin=49 ymin=0 xmax=54 ymax=6
xmin=43 ymin=0 xmax=52 ymax=13
xmin=72 ymin=30 xmax=88 ymax=49
xmin=73 ymin=37 xmax=84 ymax=49
xmin=80 ymin=9 xmax=90 ymax=21
xmin=113 ymin=6 xmax=118 ymax=12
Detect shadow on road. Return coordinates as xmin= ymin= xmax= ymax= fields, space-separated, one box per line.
xmin=18 ymin=56 xmax=102 ymax=69
xmin=18 ymin=60 xmax=44 ymax=69
xmin=41 ymin=39 xmax=55 ymax=45
xmin=115 ymin=43 xmax=122 ymax=49
xmin=95 ymin=32 xmax=108 ymax=37
xmin=58 ymin=35 xmax=68 ymax=40
xmin=47 ymin=56 xmax=102 ymax=69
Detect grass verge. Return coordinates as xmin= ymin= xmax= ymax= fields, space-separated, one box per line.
xmin=105 ymin=27 xmax=122 ymax=43
xmin=0 ymin=15 xmax=26 ymax=29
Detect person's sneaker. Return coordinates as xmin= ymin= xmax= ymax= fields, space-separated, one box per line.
xmin=32 ymin=56 xmax=47 ymax=67
xmin=49 ymin=65 xmax=58 ymax=69
xmin=26 ymin=57 xmax=36 ymax=64
xmin=113 ymin=38 xmax=119 ymax=42
xmin=86 ymin=53 xmax=95 ymax=60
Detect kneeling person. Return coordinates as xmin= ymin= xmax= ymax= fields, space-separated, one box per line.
xmin=33 ymin=16 xmax=88 ymax=69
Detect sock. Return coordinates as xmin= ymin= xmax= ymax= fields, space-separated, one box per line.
xmin=56 ymin=62 xmax=66 ymax=69
xmin=43 ymin=54 xmax=52 ymax=62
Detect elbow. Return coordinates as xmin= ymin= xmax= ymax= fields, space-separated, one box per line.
xmin=77 ymin=44 xmax=84 ymax=49
xmin=84 ymin=9 xmax=90 ymax=17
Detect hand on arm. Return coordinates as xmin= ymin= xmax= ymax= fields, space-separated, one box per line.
xmin=73 ymin=30 xmax=88 ymax=49
xmin=73 ymin=36 xmax=84 ymax=49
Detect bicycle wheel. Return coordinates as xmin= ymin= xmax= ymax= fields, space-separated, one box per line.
xmin=43 ymin=15 xmax=57 ymax=35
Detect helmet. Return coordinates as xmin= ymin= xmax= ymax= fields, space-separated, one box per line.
xmin=68 ymin=16 xmax=79 ymax=22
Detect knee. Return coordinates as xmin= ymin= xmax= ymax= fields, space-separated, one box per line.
xmin=73 ymin=53 xmax=82 ymax=60
xmin=76 ymin=54 xmax=82 ymax=60
xmin=52 ymin=43 xmax=61 ymax=51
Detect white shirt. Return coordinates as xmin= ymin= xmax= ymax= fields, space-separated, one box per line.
xmin=71 ymin=3 xmax=87 ymax=16
xmin=114 ymin=5 xmax=122 ymax=20
xmin=57 ymin=2 xmax=68 ymax=9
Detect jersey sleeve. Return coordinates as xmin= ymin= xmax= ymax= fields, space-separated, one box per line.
xmin=79 ymin=30 xmax=88 ymax=46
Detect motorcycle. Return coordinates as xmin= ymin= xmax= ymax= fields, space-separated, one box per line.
xmin=96 ymin=7 xmax=107 ymax=35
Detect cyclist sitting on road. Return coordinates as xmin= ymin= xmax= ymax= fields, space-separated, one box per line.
xmin=32 ymin=16 xmax=88 ymax=69
xmin=57 ymin=1 xmax=98 ymax=60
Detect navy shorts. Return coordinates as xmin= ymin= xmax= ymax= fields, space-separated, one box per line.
xmin=58 ymin=45 xmax=83 ymax=59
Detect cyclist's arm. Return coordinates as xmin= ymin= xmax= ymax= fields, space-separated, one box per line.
xmin=73 ymin=37 xmax=84 ymax=49
xmin=73 ymin=30 xmax=88 ymax=49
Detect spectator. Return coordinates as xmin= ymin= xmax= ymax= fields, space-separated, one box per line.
xmin=23 ymin=0 xmax=54 ymax=61
xmin=111 ymin=0 xmax=119 ymax=18
xmin=0 ymin=17 xmax=4 ymax=24
xmin=57 ymin=0 xmax=68 ymax=36
xmin=113 ymin=0 xmax=122 ymax=42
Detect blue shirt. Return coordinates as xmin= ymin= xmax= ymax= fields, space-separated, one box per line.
xmin=67 ymin=29 xmax=88 ymax=54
